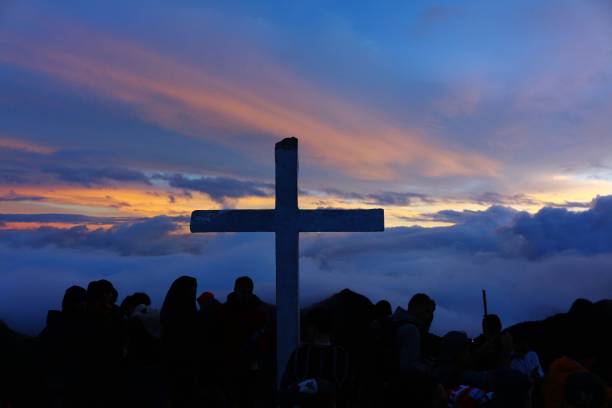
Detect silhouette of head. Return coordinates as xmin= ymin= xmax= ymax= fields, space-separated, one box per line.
xmin=62 ymin=285 xmax=87 ymax=314
xmin=569 ymin=298 xmax=594 ymax=316
xmin=161 ymin=276 xmax=197 ymax=326
xmin=234 ymin=276 xmax=254 ymax=294
xmin=120 ymin=292 xmax=152 ymax=317
xmin=131 ymin=292 xmax=151 ymax=307
xmin=197 ymin=291 xmax=215 ymax=307
xmin=375 ymin=300 xmax=392 ymax=319
xmin=87 ymin=279 xmax=116 ymax=310
xmin=408 ymin=293 xmax=436 ymax=328
xmin=482 ymin=314 xmax=502 ymax=338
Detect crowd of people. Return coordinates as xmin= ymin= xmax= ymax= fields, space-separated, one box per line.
xmin=1 ymin=275 xmax=611 ymax=407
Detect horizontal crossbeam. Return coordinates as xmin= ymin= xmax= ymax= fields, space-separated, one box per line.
xmin=190 ymin=210 xmax=276 ymax=232
xmin=190 ymin=208 xmax=384 ymax=233
xmin=298 ymin=209 xmax=384 ymax=232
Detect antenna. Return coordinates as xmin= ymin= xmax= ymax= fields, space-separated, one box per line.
xmin=482 ymin=289 xmax=488 ymax=317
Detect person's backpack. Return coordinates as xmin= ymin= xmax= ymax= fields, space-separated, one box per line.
xmin=371 ymin=318 xmax=415 ymax=382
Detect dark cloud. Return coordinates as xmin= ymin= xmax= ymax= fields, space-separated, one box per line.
xmin=366 ymin=191 xmax=431 ymax=206
xmin=302 ymin=207 xmax=517 ymax=267
xmin=323 ymin=188 xmax=431 ymax=206
xmin=2 ymin=151 xmax=272 ymax=204
xmin=431 ymin=205 xmax=520 ymax=225
xmin=399 ymin=205 xmax=521 ymax=226
xmin=160 ymin=173 xmax=273 ymax=203
xmin=512 ymin=196 xmax=612 ymax=258
xmin=43 ymin=165 xmax=151 ymax=187
xmin=544 ymin=200 xmax=592 ymax=209
xmin=0 ymin=192 xmax=45 ymax=202
xmin=0 ymin=148 xmax=154 ymax=188
xmin=469 ymin=192 xmax=539 ymax=206
xmin=304 ymin=197 xmax=612 ymax=262
xmin=0 ymin=168 xmax=29 ymax=184
xmin=1 ymin=215 xmax=195 ymax=256
xmin=322 ymin=189 xmax=365 ymax=201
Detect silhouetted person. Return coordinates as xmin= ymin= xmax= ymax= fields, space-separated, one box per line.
xmin=197 ymin=291 xmax=223 ymax=354
xmin=160 ymin=275 xmax=199 ymax=407
xmin=1 ymin=320 xmax=40 ymax=407
xmin=511 ymin=333 xmax=544 ymax=382
xmin=281 ymin=307 xmax=351 ymax=407
xmin=195 ymin=291 xmax=226 ymax=404
xmin=120 ymin=291 xmax=162 ymax=406
xmin=120 ymin=292 xmax=151 ymax=318
xmin=82 ymin=279 xmax=125 ymax=406
xmin=375 ymin=300 xmax=392 ymax=320
xmin=197 ymin=291 xmax=215 ymax=309
xmin=63 ymin=285 xmax=88 ymax=313
xmin=121 ymin=291 xmax=160 ymax=357
xmin=472 ymin=314 xmax=513 ymax=371
xmin=363 ymin=299 xmax=395 ymax=404
xmin=221 ymin=276 xmax=270 ymax=406
xmin=392 ymin=293 xmax=436 ymax=374
xmin=433 ymin=331 xmax=474 ymax=390
xmin=39 ymin=286 xmax=88 ymax=406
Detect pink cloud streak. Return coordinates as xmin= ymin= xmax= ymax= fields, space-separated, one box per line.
xmin=0 ymin=22 xmax=498 ymax=181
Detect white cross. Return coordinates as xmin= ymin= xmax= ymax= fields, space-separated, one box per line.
xmin=190 ymin=137 xmax=384 ymax=383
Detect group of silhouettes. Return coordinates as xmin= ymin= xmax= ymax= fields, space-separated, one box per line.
xmin=1 ymin=275 xmax=611 ymax=407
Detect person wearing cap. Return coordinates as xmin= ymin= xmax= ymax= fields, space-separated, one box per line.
xmin=392 ymin=293 xmax=436 ymax=375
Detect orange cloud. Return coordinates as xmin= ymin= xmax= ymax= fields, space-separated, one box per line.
xmin=0 ymin=184 xmax=204 ymax=217
xmin=0 ymin=23 xmax=498 ymax=180
xmin=0 ymin=135 xmax=55 ymax=154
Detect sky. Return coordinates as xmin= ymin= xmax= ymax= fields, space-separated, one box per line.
xmin=1 ymin=0 xmax=612 ymax=336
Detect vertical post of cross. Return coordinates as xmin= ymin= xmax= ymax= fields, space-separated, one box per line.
xmin=274 ymin=137 xmax=299 ymax=384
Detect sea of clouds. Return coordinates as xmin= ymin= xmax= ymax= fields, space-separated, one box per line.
xmin=2 ymin=197 xmax=612 ymax=337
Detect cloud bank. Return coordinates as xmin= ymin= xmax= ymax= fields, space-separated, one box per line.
xmin=2 ymin=197 xmax=612 ymax=337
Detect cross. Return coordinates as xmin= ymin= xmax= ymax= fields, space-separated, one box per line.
xmin=190 ymin=137 xmax=384 ymax=383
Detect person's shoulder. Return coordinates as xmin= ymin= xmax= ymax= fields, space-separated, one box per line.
xmin=472 ymin=334 xmax=486 ymax=346
xmin=45 ymin=310 xmax=63 ymax=327
xmin=395 ymin=319 xmax=418 ymax=329
xmin=395 ymin=320 xmax=419 ymax=339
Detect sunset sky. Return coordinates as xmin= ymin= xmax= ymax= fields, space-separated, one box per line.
xmin=1 ymin=0 xmax=612 ymax=336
